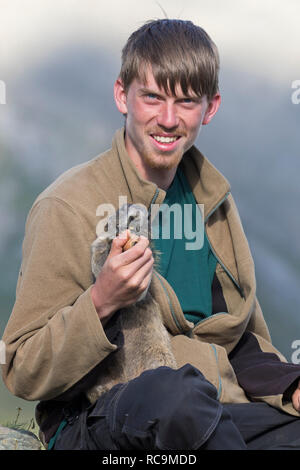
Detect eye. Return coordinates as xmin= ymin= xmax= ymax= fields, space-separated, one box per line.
xmin=180 ymin=97 xmax=197 ymax=105
xmin=143 ymin=92 xmax=162 ymax=102
xmin=146 ymin=93 xmax=158 ymax=100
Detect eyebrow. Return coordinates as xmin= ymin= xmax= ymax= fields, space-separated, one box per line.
xmin=138 ymin=87 xmax=200 ymax=101
xmin=138 ymin=87 xmax=163 ymax=96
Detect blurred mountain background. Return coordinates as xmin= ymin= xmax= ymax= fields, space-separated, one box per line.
xmin=0 ymin=0 xmax=300 ymax=424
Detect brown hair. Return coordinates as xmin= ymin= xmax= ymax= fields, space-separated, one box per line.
xmin=120 ymin=19 xmax=220 ymax=101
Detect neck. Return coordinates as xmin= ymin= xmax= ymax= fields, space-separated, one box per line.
xmin=135 ymin=163 xmax=177 ymax=191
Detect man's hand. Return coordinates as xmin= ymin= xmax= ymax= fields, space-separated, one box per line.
xmin=91 ymin=230 xmax=154 ymax=324
xmin=292 ymin=379 xmax=300 ymax=412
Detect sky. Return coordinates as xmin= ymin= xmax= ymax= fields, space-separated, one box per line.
xmin=0 ymin=0 xmax=300 ymax=84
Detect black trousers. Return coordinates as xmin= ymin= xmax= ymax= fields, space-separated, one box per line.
xmin=53 ymin=364 xmax=300 ymax=450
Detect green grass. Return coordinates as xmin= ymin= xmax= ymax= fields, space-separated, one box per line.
xmin=1 ymin=407 xmax=41 ymax=441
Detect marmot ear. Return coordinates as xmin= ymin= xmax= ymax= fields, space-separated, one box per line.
xmin=114 ymin=78 xmax=128 ymax=115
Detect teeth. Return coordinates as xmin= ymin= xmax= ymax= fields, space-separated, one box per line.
xmin=153 ymin=135 xmax=178 ymax=143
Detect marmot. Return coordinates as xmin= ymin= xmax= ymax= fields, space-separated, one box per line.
xmin=86 ymin=203 xmax=177 ymax=404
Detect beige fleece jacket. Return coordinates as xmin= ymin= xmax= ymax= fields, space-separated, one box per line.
xmin=2 ymin=128 xmax=299 ymax=425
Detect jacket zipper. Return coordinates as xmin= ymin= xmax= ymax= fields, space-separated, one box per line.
xmin=210 ymin=344 xmax=222 ymax=400
xmin=153 ymin=271 xmax=183 ymax=332
xmin=192 ymin=193 xmax=244 ymax=331
xmin=205 ymin=192 xmax=244 ymax=299
xmin=150 ymin=188 xmax=160 ymax=206
xmin=205 ymin=232 xmax=244 ymax=298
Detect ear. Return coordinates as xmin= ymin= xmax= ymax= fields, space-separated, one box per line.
xmin=114 ymin=78 xmax=128 ymax=115
xmin=202 ymin=93 xmax=221 ymax=125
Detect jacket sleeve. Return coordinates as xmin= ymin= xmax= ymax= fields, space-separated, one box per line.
xmin=229 ymin=298 xmax=300 ymax=415
xmin=1 ymin=196 xmax=117 ymax=402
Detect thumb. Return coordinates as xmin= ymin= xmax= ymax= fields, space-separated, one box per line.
xmin=292 ymin=381 xmax=300 ymax=412
xmin=108 ymin=230 xmax=130 ymax=257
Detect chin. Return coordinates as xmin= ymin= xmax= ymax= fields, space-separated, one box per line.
xmin=144 ymin=150 xmax=183 ymax=171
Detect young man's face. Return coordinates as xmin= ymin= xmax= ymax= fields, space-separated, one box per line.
xmin=114 ymin=67 xmax=220 ymax=173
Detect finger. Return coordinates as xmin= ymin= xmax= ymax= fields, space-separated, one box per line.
xmin=116 ymin=257 xmax=154 ymax=306
xmin=292 ymin=388 xmax=300 ymax=412
xmin=128 ymin=256 xmax=154 ymax=289
xmin=108 ymin=230 xmax=130 ymax=257
xmin=118 ymin=236 xmax=151 ymax=266
xmin=121 ymin=247 xmax=154 ymax=281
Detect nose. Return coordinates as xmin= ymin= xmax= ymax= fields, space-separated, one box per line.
xmin=156 ymin=101 xmax=179 ymax=130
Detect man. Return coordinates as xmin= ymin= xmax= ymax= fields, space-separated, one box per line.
xmin=2 ymin=19 xmax=300 ymax=450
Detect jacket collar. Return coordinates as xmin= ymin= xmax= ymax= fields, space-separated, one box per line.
xmin=180 ymin=146 xmax=231 ymax=221
xmin=111 ymin=128 xmax=231 ymax=220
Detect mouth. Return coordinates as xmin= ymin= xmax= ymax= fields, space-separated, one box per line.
xmin=150 ymin=134 xmax=182 ymax=151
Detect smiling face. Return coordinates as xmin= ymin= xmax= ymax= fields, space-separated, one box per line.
xmin=114 ymin=67 xmax=221 ymax=184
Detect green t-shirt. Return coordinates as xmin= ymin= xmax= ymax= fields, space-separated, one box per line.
xmin=152 ymin=166 xmax=218 ymax=325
